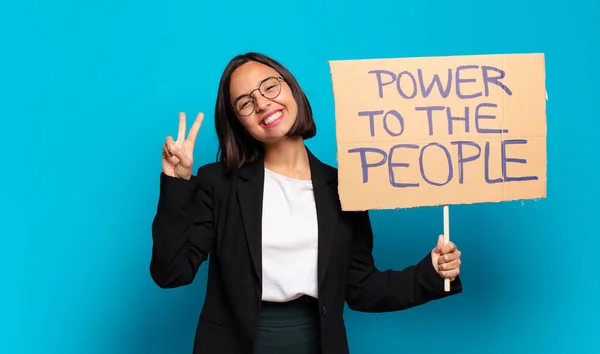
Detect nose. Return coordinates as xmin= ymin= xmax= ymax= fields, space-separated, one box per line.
xmin=253 ymin=93 xmax=271 ymax=112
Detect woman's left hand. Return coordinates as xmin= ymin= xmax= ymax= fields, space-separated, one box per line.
xmin=431 ymin=235 xmax=461 ymax=281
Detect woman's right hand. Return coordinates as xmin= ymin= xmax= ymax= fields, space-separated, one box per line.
xmin=162 ymin=112 xmax=204 ymax=180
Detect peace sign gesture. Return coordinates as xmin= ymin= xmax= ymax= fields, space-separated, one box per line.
xmin=162 ymin=112 xmax=204 ymax=180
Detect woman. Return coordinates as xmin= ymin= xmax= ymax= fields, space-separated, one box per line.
xmin=150 ymin=52 xmax=463 ymax=354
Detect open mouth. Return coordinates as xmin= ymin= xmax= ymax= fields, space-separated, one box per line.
xmin=260 ymin=110 xmax=284 ymax=127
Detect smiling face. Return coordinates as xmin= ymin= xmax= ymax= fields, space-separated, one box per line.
xmin=229 ymin=61 xmax=299 ymax=145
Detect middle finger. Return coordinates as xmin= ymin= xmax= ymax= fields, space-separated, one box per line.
xmin=439 ymin=258 xmax=461 ymax=271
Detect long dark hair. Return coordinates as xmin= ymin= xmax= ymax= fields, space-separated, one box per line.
xmin=214 ymin=52 xmax=316 ymax=173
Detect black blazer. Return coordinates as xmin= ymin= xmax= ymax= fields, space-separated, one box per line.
xmin=150 ymin=148 xmax=462 ymax=354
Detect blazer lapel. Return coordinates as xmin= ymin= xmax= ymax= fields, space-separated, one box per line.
xmin=235 ymin=149 xmax=340 ymax=294
xmin=307 ymin=149 xmax=340 ymax=291
xmin=236 ymin=158 xmax=265 ymax=285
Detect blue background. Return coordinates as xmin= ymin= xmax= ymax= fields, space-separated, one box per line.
xmin=1 ymin=0 xmax=598 ymax=353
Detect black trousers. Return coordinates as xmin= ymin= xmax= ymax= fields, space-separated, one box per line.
xmin=253 ymin=295 xmax=322 ymax=354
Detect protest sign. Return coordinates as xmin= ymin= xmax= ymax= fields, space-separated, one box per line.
xmin=329 ymin=53 xmax=547 ymax=211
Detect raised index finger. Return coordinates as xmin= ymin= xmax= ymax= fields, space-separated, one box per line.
xmin=187 ymin=112 xmax=204 ymax=144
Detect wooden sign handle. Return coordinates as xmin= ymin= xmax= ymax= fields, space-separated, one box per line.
xmin=443 ymin=205 xmax=450 ymax=292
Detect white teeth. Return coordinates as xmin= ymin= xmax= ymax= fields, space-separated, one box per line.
xmin=262 ymin=111 xmax=282 ymax=125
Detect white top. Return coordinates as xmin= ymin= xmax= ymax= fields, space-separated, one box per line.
xmin=261 ymin=168 xmax=319 ymax=302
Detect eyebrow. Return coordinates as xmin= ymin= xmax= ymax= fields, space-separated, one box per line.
xmin=233 ymin=93 xmax=249 ymax=104
xmin=232 ymin=76 xmax=272 ymax=104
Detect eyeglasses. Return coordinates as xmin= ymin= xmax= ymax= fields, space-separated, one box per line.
xmin=233 ymin=76 xmax=284 ymax=117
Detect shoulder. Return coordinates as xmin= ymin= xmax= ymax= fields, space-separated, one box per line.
xmin=196 ymin=161 xmax=227 ymax=178
xmin=192 ymin=161 xmax=230 ymax=188
xmin=320 ymin=159 xmax=339 ymax=178
xmin=307 ymin=149 xmax=339 ymax=184
xmin=311 ymin=156 xmax=371 ymax=219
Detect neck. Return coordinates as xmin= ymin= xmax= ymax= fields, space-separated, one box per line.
xmin=263 ymin=137 xmax=310 ymax=180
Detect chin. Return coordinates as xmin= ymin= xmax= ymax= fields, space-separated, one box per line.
xmin=259 ymin=130 xmax=291 ymax=144
xmin=255 ymin=126 xmax=295 ymax=144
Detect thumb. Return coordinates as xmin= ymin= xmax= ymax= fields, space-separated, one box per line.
xmin=169 ymin=145 xmax=193 ymax=168
xmin=434 ymin=234 xmax=444 ymax=254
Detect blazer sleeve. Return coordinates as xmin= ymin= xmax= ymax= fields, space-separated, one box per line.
xmin=345 ymin=210 xmax=462 ymax=312
xmin=149 ymin=168 xmax=215 ymax=289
